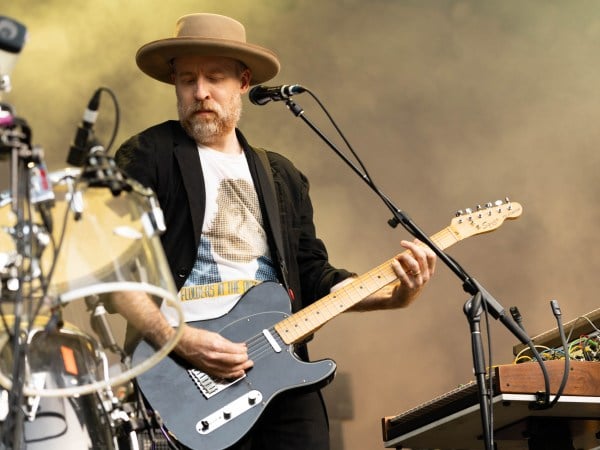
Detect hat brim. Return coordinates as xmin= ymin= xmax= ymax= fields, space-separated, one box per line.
xmin=136 ymin=37 xmax=280 ymax=85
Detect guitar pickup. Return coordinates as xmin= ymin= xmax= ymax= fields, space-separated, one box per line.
xmin=188 ymin=369 xmax=246 ymax=399
xmin=196 ymin=390 xmax=263 ymax=435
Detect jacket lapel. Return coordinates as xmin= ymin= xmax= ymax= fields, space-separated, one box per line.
xmin=172 ymin=124 xmax=206 ymax=247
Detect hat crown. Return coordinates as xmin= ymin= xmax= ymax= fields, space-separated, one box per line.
xmin=175 ymin=13 xmax=247 ymax=44
xmin=136 ymin=13 xmax=279 ymax=85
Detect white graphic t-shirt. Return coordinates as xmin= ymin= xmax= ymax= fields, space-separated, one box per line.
xmin=164 ymin=145 xmax=277 ymax=323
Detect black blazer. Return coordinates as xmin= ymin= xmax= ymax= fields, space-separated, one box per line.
xmin=115 ymin=121 xmax=353 ymax=314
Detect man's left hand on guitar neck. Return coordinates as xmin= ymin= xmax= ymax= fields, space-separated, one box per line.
xmin=344 ymin=239 xmax=437 ymax=312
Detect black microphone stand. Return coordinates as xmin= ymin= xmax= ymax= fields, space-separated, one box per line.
xmin=282 ymin=97 xmax=535 ymax=450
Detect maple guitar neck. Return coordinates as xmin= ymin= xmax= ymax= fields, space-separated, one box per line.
xmin=274 ymin=227 xmax=457 ymax=345
xmin=274 ymin=200 xmax=523 ymax=345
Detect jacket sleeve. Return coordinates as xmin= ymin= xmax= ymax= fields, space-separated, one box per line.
xmin=115 ymin=132 xmax=160 ymax=192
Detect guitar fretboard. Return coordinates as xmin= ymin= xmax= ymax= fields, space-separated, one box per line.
xmin=274 ymin=227 xmax=460 ymax=344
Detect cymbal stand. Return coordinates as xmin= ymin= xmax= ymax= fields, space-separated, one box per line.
xmin=0 ymin=104 xmax=52 ymax=450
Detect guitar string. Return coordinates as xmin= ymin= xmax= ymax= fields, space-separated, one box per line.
xmin=245 ymin=327 xmax=286 ymax=361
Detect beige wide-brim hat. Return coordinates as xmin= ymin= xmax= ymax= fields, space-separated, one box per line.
xmin=136 ymin=13 xmax=280 ymax=85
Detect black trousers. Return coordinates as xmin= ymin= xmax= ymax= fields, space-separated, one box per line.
xmin=227 ymin=389 xmax=330 ymax=450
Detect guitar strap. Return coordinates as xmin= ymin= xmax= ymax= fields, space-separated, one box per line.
xmin=252 ymin=147 xmax=291 ymax=293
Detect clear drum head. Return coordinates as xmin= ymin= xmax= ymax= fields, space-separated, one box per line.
xmin=0 ymin=168 xmax=183 ymax=397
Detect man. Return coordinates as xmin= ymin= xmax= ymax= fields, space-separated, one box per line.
xmin=114 ymin=13 xmax=436 ymax=450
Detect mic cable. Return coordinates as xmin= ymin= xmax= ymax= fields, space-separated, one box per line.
xmin=546 ymin=299 xmax=570 ymax=408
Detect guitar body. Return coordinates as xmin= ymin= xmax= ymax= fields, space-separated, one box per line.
xmin=132 ymin=281 xmax=337 ymax=450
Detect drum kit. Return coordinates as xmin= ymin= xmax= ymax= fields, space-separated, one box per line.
xmin=1 ymin=15 xmax=183 ymax=450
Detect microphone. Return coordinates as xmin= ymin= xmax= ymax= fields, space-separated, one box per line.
xmin=67 ymin=88 xmax=102 ymax=167
xmin=249 ymin=84 xmax=306 ymax=105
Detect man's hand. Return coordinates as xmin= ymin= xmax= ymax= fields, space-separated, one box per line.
xmin=110 ymin=290 xmax=253 ymax=379
xmin=351 ymin=239 xmax=437 ymax=311
xmin=388 ymin=239 xmax=437 ymax=308
xmin=175 ymin=326 xmax=253 ymax=379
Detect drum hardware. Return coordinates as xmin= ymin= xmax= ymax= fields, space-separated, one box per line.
xmin=1 ymin=262 xmax=19 ymax=302
xmin=23 ymin=370 xmax=45 ymax=421
xmin=142 ymin=194 xmax=166 ymax=238
xmin=125 ymin=395 xmax=180 ymax=450
xmin=8 ymin=324 xmax=130 ymax=449
xmin=0 ymin=75 xmax=10 ymax=95
xmin=85 ymin=295 xmax=124 ymax=358
xmin=111 ymin=404 xmax=140 ymax=450
xmin=4 ymin=221 xmax=51 ymax=276
xmin=0 ymin=388 xmax=7 ymax=421
xmin=0 ymin=190 xmax=10 ymax=208
xmin=2 ymin=60 xmax=182 ymax=447
xmin=82 ymin=146 xmax=130 ymax=197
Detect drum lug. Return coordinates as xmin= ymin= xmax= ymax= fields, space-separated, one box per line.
xmin=24 ymin=372 xmax=46 ymax=421
xmin=141 ymin=196 xmax=166 ymax=237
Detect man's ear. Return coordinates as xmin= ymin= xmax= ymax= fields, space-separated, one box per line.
xmin=240 ymin=68 xmax=252 ymax=93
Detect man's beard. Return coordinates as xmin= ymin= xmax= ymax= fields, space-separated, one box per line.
xmin=177 ymin=93 xmax=242 ymax=145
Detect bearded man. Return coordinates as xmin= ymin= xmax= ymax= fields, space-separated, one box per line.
xmin=114 ymin=13 xmax=436 ymax=450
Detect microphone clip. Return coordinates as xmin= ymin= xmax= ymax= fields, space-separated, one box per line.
xmin=67 ymin=88 xmax=102 ymax=167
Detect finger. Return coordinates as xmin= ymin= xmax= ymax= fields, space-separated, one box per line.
xmin=391 ymin=258 xmax=417 ymax=288
xmin=202 ymin=353 xmax=253 ymax=379
xmin=202 ymin=331 xmax=248 ymax=356
xmin=396 ymin=245 xmax=422 ymax=277
xmin=188 ymin=329 xmax=250 ymax=370
xmin=401 ymin=239 xmax=436 ymax=279
xmin=220 ymin=359 xmax=254 ymax=380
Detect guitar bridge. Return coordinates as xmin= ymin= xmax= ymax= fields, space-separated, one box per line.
xmin=188 ymin=369 xmax=245 ymax=399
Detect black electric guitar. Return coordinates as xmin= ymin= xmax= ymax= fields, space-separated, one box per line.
xmin=132 ymin=200 xmax=523 ymax=449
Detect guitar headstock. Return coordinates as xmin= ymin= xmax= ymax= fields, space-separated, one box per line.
xmin=449 ymin=199 xmax=522 ymax=239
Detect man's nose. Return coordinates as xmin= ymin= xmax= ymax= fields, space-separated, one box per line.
xmin=194 ymin=79 xmax=210 ymax=99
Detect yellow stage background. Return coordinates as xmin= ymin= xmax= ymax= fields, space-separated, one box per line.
xmin=2 ymin=1 xmax=599 ymax=448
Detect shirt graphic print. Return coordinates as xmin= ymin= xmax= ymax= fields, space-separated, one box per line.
xmin=173 ymin=147 xmax=277 ymax=322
